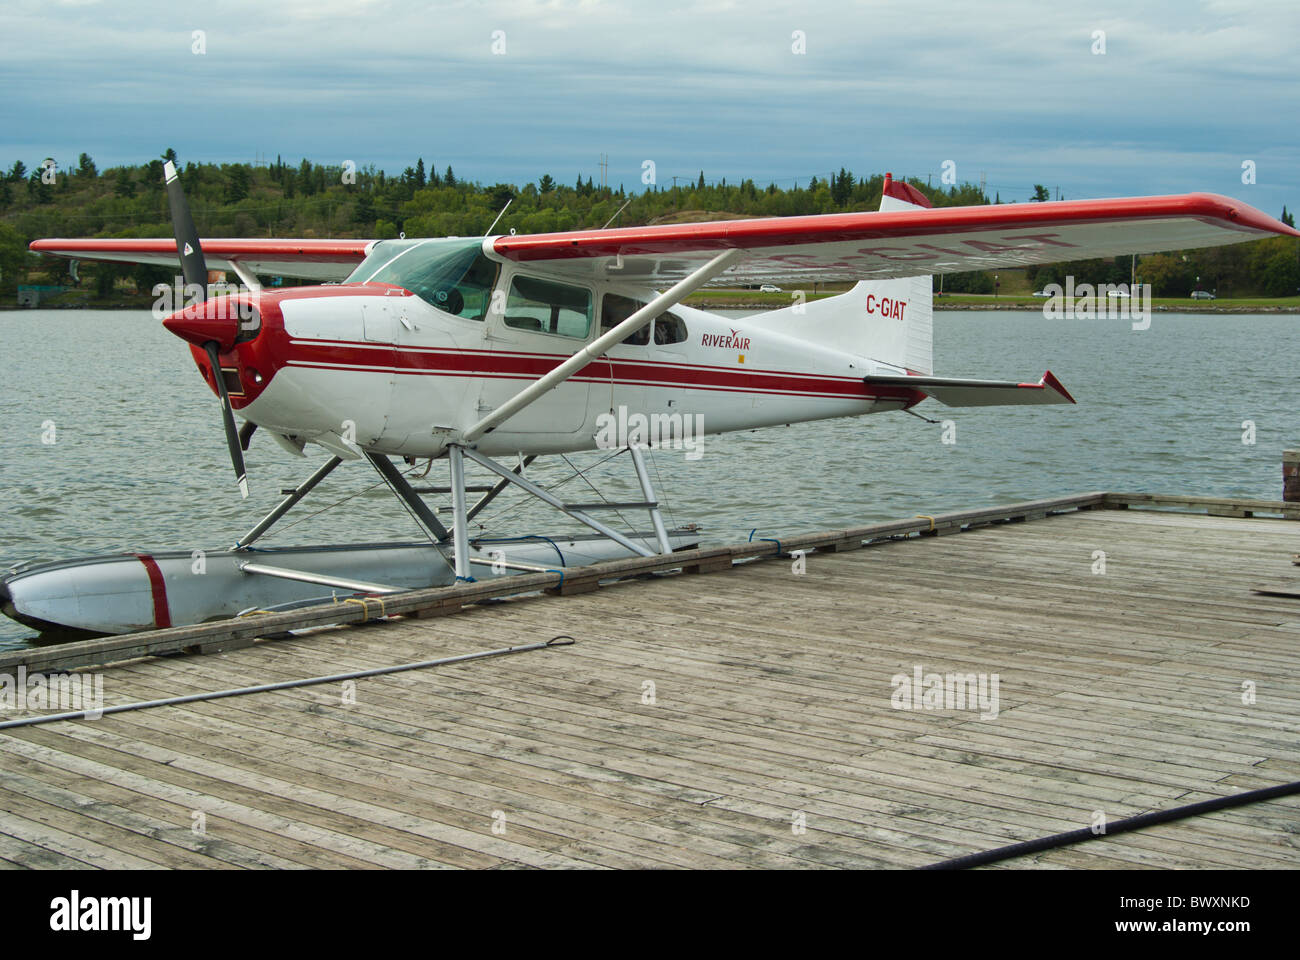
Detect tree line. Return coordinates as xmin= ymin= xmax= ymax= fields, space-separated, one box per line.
xmin=0 ymin=151 xmax=1295 ymax=299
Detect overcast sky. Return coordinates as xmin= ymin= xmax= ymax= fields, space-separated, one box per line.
xmin=2 ymin=0 xmax=1296 ymax=217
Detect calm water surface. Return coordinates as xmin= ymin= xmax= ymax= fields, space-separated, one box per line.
xmin=1 ymin=307 xmax=1296 ymax=648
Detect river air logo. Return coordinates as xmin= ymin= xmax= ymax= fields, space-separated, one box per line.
xmin=890 ymin=664 xmax=1000 ymax=720
xmin=50 ymin=891 xmax=151 ymax=940
xmin=594 ymin=405 xmax=706 ymax=460
xmin=0 ymin=667 xmax=103 ymax=719
xmin=701 ymin=328 xmax=751 ymax=351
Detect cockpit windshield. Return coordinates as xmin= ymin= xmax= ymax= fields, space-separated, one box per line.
xmin=343 ymin=237 xmax=499 ymax=320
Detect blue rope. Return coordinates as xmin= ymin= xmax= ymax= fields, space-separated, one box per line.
xmin=748 ymin=528 xmax=786 ymax=556
xmin=471 ymin=534 xmax=566 ymax=566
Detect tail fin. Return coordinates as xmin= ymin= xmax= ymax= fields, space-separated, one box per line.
xmin=868 ymin=173 xmax=933 ymax=372
xmin=748 ymin=173 xmax=934 ymax=373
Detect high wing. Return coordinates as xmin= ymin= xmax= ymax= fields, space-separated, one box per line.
xmin=492 ymin=192 xmax=1297 ymax=284
xmin=29 ymin=192 xmax=1296 ymax=285
xmin=27 ymin=237 xmax=374 ymax=282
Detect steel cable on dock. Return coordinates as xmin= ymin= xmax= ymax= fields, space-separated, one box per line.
xmin=0 ymin=635 xmax=575 ymax=730
xmin=920 ymin=779 xmax=1300 ymax=869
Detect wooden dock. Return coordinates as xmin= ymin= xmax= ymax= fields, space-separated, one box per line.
xmin=1 ymin=492 xmax=1298 ymax=869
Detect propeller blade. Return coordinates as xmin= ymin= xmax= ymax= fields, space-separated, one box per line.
xmin=163 ymin=160 xmax=207 ymax=291
xmin=204 ymin=342 xmax=249 ymax=499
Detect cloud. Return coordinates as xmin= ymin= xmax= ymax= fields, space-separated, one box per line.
xmin=0 ymin=0 xmax=1295 ymax=216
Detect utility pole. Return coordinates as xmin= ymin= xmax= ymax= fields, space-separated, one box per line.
xmin=599 ymin=153 xmax=608 ymax=190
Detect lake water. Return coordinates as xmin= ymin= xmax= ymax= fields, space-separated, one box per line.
xmin=2 ymin=307 xmax=1296 ymax=649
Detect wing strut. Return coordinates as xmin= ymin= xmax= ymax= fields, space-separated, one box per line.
xmin=461 ymin=248 xmax=742 ymax=443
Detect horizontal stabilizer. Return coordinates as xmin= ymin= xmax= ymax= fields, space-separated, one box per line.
xmin=864 ymin=370 xmax=1076 ymax=407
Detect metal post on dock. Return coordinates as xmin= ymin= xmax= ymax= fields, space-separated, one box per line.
xmin=1285 ymin=450 xmax=1300 ymax=502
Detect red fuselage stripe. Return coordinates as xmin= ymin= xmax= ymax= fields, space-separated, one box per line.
xmin=280 ymin=341 xmax=872 ymax=398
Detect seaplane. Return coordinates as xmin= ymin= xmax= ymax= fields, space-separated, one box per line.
xmin=5 ymin=165 xmax=1296 ymax=636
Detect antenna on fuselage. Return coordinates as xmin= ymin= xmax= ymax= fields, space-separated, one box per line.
xmin=601 ymin=197 xmax=633 ymax=229
xmin=486 ymin=198 xmax=512 ymax=235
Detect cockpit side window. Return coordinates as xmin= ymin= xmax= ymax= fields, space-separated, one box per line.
xmin=443 ymin=252 xmax=499 ymax=321
xmin=504 ymin=275 xmax=593 ymax=339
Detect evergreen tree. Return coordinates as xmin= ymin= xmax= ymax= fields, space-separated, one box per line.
xmin=831 ymin=168 xmax=855 ymax=206
xmin=697 ymin=171 xmax=705 ymax=190
xmin=539 ymin=174 xmax=555 ymax=193
xmin=77 ymin=153 xmax=97 ymax=178
xmin=415 ymin=158 xmax=426 ymax=189
xmin=114 ymin=168 xmax=136 ymax=198
xmin=445 ymin=165 xmax=456 ymax=187
xmin=298 ymin=159 xmax=315 ymax=196
xmin=28 ymin=170 xmax=53 ymax=204
xmin=227 ymin=165 xmax=251 ymax=203
xmin=355 ymin=191 xmax=374 ymax=224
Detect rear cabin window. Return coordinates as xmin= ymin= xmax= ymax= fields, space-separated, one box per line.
xmin=601 ymin=294 xmax=689 ymax=346
xmin=505 ymin=276 xmax=593 ymax=339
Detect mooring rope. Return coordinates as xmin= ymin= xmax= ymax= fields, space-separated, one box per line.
xmin=0 ymin=636 xmax=576 ymax=730
xmin=920 ymin=779 xmax=1300 ymax=869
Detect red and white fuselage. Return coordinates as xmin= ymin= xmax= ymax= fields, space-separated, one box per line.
xmin=182 ymin=272 xmax=916 ymax=461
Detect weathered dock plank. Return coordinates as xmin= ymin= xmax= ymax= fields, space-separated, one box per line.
xmin=1 ymin=496 xmax=1297 ymax=869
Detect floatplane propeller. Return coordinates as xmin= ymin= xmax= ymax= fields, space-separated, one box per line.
xmin=161 ymin=160 xmax=250 ymax=499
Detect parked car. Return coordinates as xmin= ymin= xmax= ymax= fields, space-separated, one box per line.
xmin=759 ymin=284 xmax=782 ymax=293
xmin=1031 ymin=290 xmax=1052 ymax=297
xmin=1191 ymin=290 xmax=1216 ymax=300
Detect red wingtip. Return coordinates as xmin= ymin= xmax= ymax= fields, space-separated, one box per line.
xmin=1041 ymin=370 xmax=1076 ymax=403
